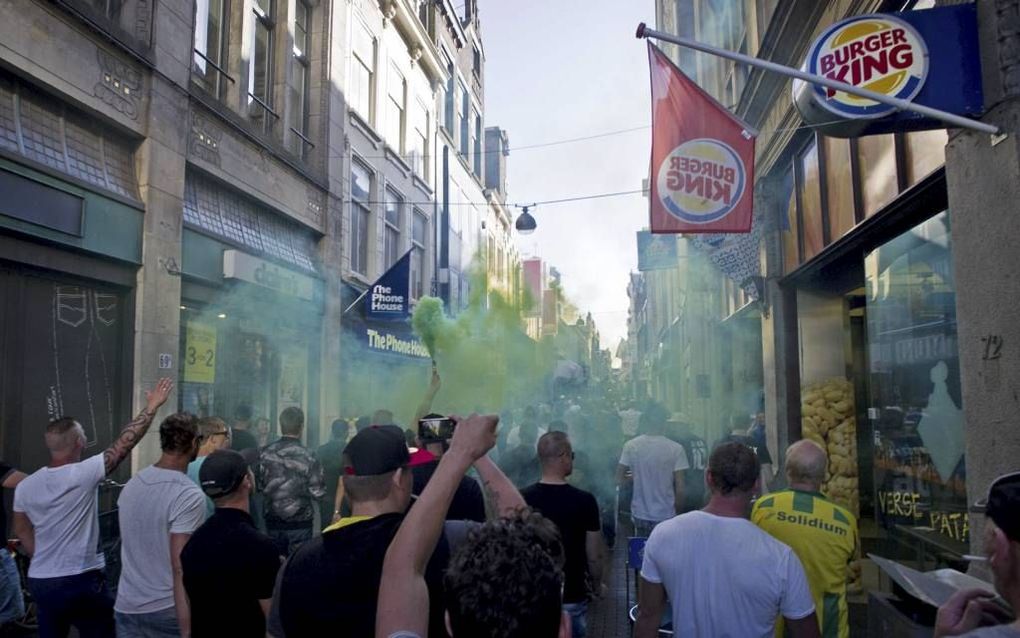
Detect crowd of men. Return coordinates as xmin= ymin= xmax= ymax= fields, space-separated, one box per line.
xmin=0 ymin=377 xmax=1018 ymax=638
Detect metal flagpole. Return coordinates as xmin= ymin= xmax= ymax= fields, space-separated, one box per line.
xmin=636 ymin=23 xmax=1000 ymax=135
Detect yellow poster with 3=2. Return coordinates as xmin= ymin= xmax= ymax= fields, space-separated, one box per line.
xmin=184 ymin=322 xmax=217 ymax=384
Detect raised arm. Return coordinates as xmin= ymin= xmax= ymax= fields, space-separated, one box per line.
xmin=375 ymin=414 xmax=498 ymax=638
xmin=473 ymin=455 xmax=524 ymax=518
xmin=411 ymin=364 xmax=442 ymax=426
xmin=103 ymin=378 xmax=173 ymax=475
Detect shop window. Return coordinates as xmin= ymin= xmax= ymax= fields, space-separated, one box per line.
xmin=288 ymin=0 xmax=312 ymax=158
xmin=384 ymin=187 xmax=403 ymax=268
xmin=386 ymin=66 xmax=405 ymax=153
xmin=823 ymin=136 xmax=856 ymax=242
xmin=858 ymin=134 xmax=898 ymax=218
xmin=350 ymin=162 xmax=371 ymax=276
xmin=472 ymin=111 xmax=482 ymax=178
xmin=0 ymin=75 xmax=138 ymax=199
xmin=411 ymin=210 xmax=427 ymax=299
xmin=459 ymin=81 xmax=469 ymax=157
xmin=441 ymin=51 xmax=454 ymax=135
xmin=904 ymin=129 xmax=948 ymax=187
xmin=865 ymin=211 xmax=967 ymax=544
xmin=797 ymin=140 xmax=823 ymax=262
xmin=249 ymin=0 xmax=277 ymax=133
xmin=183 ymin=170 xmax=318 ymax=272
xmin=192 ymin=0 xmax=229 ymax=96
xmin=409 ymin=101 xmax=429 ymax=178
xmin=350 ymin=21 xmax=374 ymax=123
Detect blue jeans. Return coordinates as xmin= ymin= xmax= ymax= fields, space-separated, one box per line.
xmin=115 ymin=607 xmax=179 ymax=638
xmin=267 ymin=526 xmax=313 ymax=556
xmin=563 ymin=601 xmax=588 ymax=638
xmin=0 ymin=551 xmax=25 ymax=625
xmin=27 ymin=569 xmax=114 ymax=638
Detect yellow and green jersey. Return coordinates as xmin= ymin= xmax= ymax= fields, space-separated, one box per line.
xmin=752 ymin=489 xmax=858 ymax=638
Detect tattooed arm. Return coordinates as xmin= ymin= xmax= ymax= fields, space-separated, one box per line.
xmin=474 ymin=454 xmax=524 ymax=519
xmin=102 ymin=378 xmax=174 ymax=475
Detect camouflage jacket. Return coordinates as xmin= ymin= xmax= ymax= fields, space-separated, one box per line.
xmin=257 ymin=437 xmax=326 ymax=524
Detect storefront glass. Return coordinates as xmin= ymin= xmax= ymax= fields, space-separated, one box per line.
xmin=865 ymin=210 xmax=967 ymax=545
xmin=179 ymin=299 xmax=316 ymax=447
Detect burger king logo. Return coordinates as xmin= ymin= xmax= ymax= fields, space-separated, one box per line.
xmin=656 ymin=138 xmax=746 ymax=225
xmin=805 ymin=14 xmax=929 ymax=118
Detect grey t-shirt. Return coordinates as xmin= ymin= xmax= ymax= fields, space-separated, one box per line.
xmin=115 ymin=466 xmax=206 ymax=614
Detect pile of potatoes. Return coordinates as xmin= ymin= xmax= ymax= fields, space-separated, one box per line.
xmin=801 ymin=378 xmax=862 ymax=592
xmin=800 ymin=378 xmax=859 ymax=518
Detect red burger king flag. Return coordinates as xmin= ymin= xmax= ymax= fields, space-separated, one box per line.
xmin=648 ymin=43 xmax=756 ymax=234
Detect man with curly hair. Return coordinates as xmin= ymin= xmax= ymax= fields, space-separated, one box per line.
xmin=115 ymin=413 xmax=207 ymax=638
xmin=377 ymin=415 xmax=570 ymax=638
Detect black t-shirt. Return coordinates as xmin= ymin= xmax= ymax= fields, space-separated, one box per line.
xmin=0 ymin=461 xmax=13 ymax=535
xmin=520 ymin=482 xmax=600 ymax=603
xmin=231 ymin=428 xmax=259 ymax=454
xmin=317 ymin=439 xmax=344 ymax=508
xmin=673 ymin=434 xmax=709 ymax=512
xmin=271 ymin=512 xmax=450 ymax=638
xmin=412 ymin=460 xmax=486 ymax=522
xmin=181 ymin=508 xmax=281 ymax=638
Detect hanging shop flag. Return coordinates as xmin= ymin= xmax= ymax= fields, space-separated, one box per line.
xmin=362 ymin=250 xmax=413 ymax=320
xmin=647 ymin=42 xmax=756 ymax=234
xmin=794 ymin=4 xmax=983 ymax=137
xmin=637 ymin=231 xmax=678 ymax=271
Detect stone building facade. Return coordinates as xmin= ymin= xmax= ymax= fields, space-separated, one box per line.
xmin=0 ymin=0 xmax=517 ymax=474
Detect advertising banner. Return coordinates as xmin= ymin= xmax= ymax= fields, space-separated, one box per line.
xmin=183 ymin=322 xmax=217 ymax=384
xmin=793 ymin=4 xmax=984 ymax=137
xmin=637 ymin=231 xmax=678 ymax=271
xmin=647 ymin=43 xmax=756 ymax=234
xmin=363 ymin=251 xmax=412 ymax=320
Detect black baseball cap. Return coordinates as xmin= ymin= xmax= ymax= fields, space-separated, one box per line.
xmin=974 ymin=471 xmax=1020 ymax=542
xmin=199 ymin=449 xmax=249 ymax=498
xmin=343 ymin=425 xmax=432 ymax=476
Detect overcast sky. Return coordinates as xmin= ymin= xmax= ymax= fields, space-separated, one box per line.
xmin=483 ymin=0 xmax=656 ymax=355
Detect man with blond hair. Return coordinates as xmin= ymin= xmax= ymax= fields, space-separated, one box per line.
xmin=752 ymin=440 xmax=859 ymax=638
xmin=188 ymin=416 xmax=233 ymax=516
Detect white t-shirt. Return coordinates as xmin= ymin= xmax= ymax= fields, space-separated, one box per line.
xmin=619 ymin=434 xmax=689 ymax=521
xmin=641 ymin=511 xmax=815 ymax=637
xmin=12 ymin=454 xmax=106 ymax=579
xmin=114 ymin=466 xmax=206 ymax=614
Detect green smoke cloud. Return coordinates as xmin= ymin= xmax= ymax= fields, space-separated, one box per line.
xmin=411 ymin=296 xmax=446 ymax=358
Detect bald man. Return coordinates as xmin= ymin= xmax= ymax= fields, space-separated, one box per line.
xmin=751 ymin=440 xmax=859 ymax=638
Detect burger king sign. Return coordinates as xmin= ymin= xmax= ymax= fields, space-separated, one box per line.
xmin=804 ymin=15 xmax=928 ymax=119
xmin=656 ymin=139 xmax=747 ymax=226
xmin=793 ymin=5 xmax=983 ymax=137
xmin=647 ymin=43 xmax=755 ymax=234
